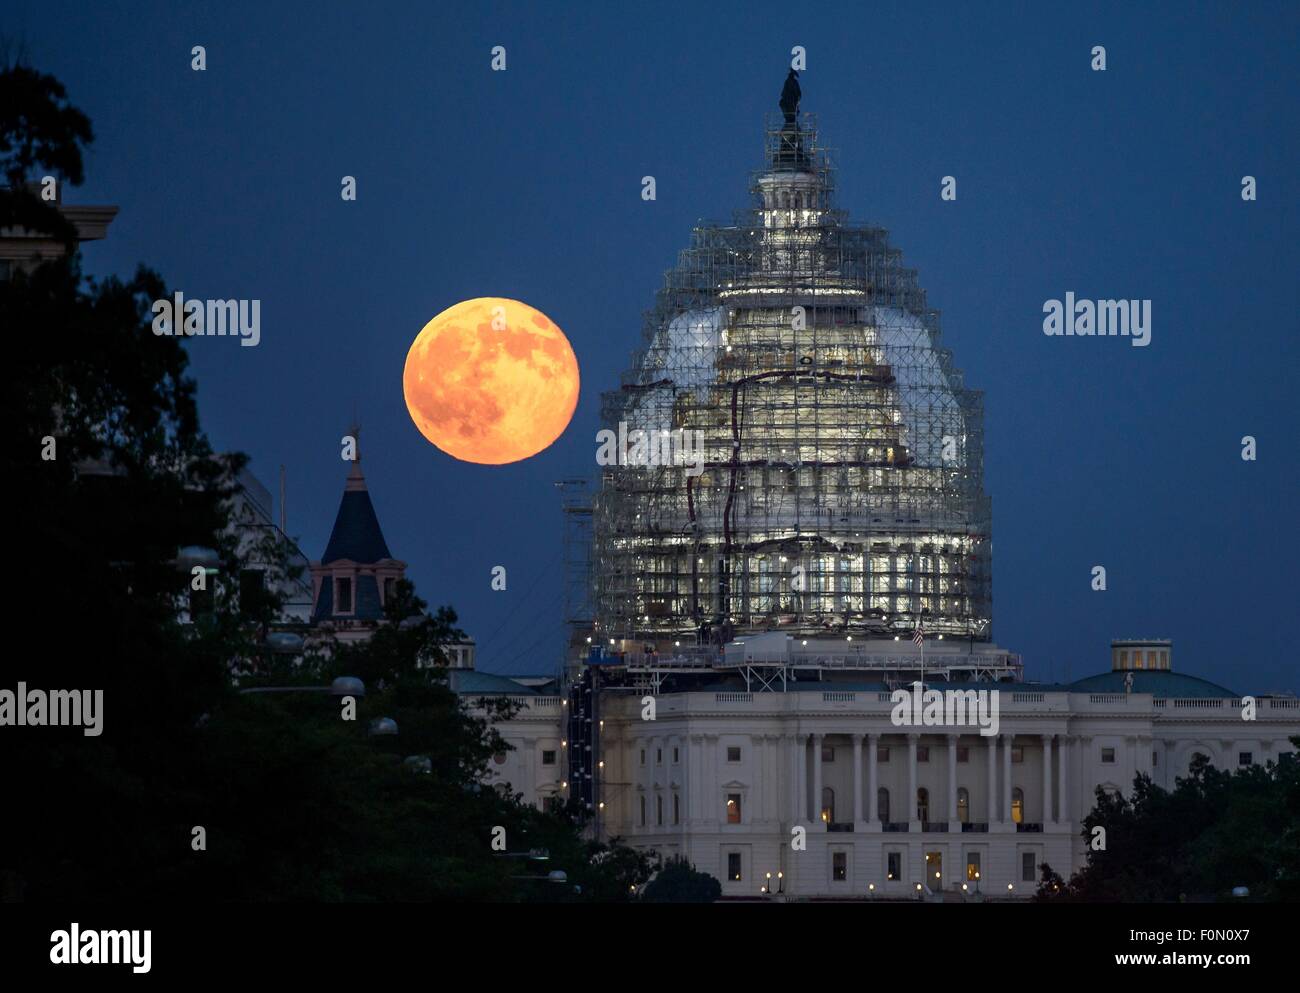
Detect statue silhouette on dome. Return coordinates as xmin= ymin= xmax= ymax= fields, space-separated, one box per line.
xmin=779 ymin=69 xmax=801 ymax=125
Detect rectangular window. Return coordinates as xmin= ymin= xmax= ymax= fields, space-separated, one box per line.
xmin=832 ymin=852 xmax=847 ymax=882
xmin=878 ymin=746 xmax=891 ymax=762
xmin=822 ymin=745 xmax=836 ymax=762
xmin=727 ymin=746 xmax=741 ymax=762
xmin=673 ymin=747 xmax=679 ymax=764
xmin=383 ymin=576 xmax=395 ymax=602
xmin=1239 ymin=752 xmax=1252 ymax=766
xmin=639 ymin=795 xmax=646 ymax=827
xmin=1153 ymin=751 xmax=1159 ymax=767
xmin=887 ymin=852 xmax=901 ymax=881
xmin=541 ymin=750 xmax=557 ymax=766
xmin=727 ymin=852 xmax=742 ymax=882
xmin=957 ymin=746 xmax=970 ymax=763
xmin=656 ymin=796 xmax=663 ymax=826
xmin=966 ymin=852 xmax=981 ymax=881
xmin=656 ymin=748 xmax=662 ymax=764
xmin=335 ymin=577 xmax=353 ymax=614
xmin=239 ymin=568 xmax=266 ymax=607
xmin=1101 ymin=748 xmax=1116 ymax=764
xmin=726 ymin=794 xmax=742 ymax=824
xmin=673 ymin=793 xmax=680 ymax=825
xmin=640 ymin=749 xmax=646 ymax=766
xmin=1011 ymin=747 xmax=1023 ymax=763
xmin=917 ymin=746 xmax=930 ymax=762
xmin=1022 ymin=852 xmax=1036 ymax=882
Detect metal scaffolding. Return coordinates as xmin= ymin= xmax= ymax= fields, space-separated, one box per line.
xmin=592 ymin=113 xmax=992 ymax=648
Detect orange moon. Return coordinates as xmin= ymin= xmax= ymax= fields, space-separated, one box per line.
xmin=403 ymin=297 xmax=580 ymax=465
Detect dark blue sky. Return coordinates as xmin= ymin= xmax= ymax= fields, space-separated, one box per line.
xmin=18 ymin=2 xmax=1298 ymax=688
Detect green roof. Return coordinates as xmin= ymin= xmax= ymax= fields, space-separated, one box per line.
xmin=1068 ymin=670 xmax=1237 ymax=698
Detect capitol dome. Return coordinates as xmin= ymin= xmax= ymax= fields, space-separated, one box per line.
xmin=594 ymin=86 xmax=991 ymax=647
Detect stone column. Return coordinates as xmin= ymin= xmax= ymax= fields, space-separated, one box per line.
xmin=704 ymin=733 xmax=719 ymax=824
xmin=687 ymin=734 xmax=701 ymax=823
xmin=907 ymin=733 xmax=920 ymax=830
xmin=1041 ymin=734 xmax=1053 ymax=826
xmin=867 ymin=733 xmax=880 ymax=826
xmin=1003 ymin=733 xmax=1014 ymax=822
xmin=812 ymin=733 xmax=824 ymax=830
xmin=1057 ymin=735 xmax=1068 ymax=822
xmin=987 ymin=732 xmax=999 ymax=823
xmin=852 ymin=733 xmax=865 ymax=827
xmin=789 ymin=733 xmax=803 ymax=824
xmin=947 ymin=734 xmax=959 ymax=826
xmin=797 ymin=733 xmax=808 ymax=823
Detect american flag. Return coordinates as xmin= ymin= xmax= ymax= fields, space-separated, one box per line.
xmin=913 ymin=617 xmax=925 ymax=646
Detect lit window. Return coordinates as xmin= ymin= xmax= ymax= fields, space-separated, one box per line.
xmin=821 ymin=787 xmax=835 ymax=824
xmin=726 ymin=794 xmax=742 ymax=824
xmin=832 ymin=852 xmax=847 ymax=882
xmin=966 ymin=852 xmax=981 ymax=881
xmin=1101 ymin=748 xmax=1116 ymax=764
xmin=727 ymin=746 xmax=741 ymax=762
xmin=1011 ymin=788 xmax=1024 ymax=824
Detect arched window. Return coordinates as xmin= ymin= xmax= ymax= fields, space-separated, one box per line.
xmin=957 ymin=788 xmax=970 ymax=824
xmin=821 ymin=786 xmax=835 ymax=825
xmin=1011 ymin=787 xmax=1024 ymax=824
xmin=917 ymin=787 xmax=930 ymax=823
xmin=878 ymin=787 xmax=890 ymax=823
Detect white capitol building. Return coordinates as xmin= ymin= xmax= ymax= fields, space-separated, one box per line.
xmin=466 ymin=636 xmax=1300 ymax=899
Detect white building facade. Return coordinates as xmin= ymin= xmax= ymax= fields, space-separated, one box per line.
xmin=465 ymin=638 xmax=1300 ymax=899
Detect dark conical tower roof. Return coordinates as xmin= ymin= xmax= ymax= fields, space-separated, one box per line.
xmin=321 ymin=439 xmax=392 ymax=564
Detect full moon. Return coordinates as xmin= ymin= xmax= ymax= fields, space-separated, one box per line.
xmin=403 ymin=297 xmax=580 ymax=465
